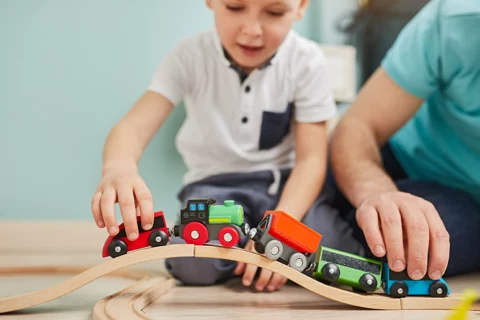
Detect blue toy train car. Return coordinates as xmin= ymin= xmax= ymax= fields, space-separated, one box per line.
xmin=382 ymin=263 xmax=450 ymax=298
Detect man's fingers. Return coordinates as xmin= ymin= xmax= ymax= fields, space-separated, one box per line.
xmin=422 ymin=201 xmax=450 ymax=279
xmin=356 ymin=205 xmax=385 ymax=257
xmin=399 ymin=199 xmax=429 ymax=280
xmin=377 ymin=200 xmax=405 ymax=272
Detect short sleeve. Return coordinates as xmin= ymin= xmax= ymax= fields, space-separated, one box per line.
xmin=147 ymin=40 xmax=193 ymax=106
xmin=381 ymin=0 xmax=441 ymax=99
xmin=293 ymin=46 xmax=337 ymax=123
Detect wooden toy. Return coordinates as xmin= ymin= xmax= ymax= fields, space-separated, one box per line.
xmin=171 ymin=198 xmax=250 ymax=247
xmin=1 ymin=244 xmax=479 ymax=315
xmin=312 ymin=246 xmax=383 ymax=293
xmin=382 ymin=263 xmax=450 ymax=298
xmin=102 ymin=210 xmax=170 ymax=258
xmin=248 ymin=210 xmax=322 ymax=272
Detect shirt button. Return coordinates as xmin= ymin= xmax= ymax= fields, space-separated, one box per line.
xmin=245 ymin=85 xmax=251 ymax=93
xmin=242 ymin=117 xmax=248 ymax=123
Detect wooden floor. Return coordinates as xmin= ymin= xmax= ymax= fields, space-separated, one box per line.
xmin=1 ymin=221 xmax=479 ymax=319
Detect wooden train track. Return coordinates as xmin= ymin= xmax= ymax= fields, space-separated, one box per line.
xmin=0 ymin=244 xmax=479 ymax=315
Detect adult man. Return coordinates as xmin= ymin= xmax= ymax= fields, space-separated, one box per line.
xmin=329 ymin=0 xmax=480 ymax=281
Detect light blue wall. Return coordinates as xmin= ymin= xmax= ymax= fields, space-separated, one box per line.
xmin=0 ymin=0 xmax=323 ymax=221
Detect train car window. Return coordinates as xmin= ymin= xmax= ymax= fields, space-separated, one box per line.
xmin=189 ymin=203 xmax=197 ymax=211
xmin=321 ymin=250 xmax=381 ymax=275
xmin=389 ymin=269 xmax=431 ymax=281
xmin=198 ymin=203 xmax=205 ymax=211
xmin=152 ymin=216 xmax=165 ymax=229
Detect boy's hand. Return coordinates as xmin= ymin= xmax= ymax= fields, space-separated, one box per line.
xmin=234 ymin=240 xmax=288 ymax=292
xmin=91 ymin=164 xmax=154 ymax=241
xmin=356 ymin=191 xmax=450 ymax=280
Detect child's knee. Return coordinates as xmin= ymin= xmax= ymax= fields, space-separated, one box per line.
xmin=164 ymin=237 xmax=236 ymax=285
xmin=165 ymin=256 xmax=236 ymax=285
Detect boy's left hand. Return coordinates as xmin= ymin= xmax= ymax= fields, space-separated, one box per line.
xmin=234 ymin=240 xmax=288 ymax=292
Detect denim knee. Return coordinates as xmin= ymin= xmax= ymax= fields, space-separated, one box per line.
xmin=164 ymin=237 xmax=237 ymax=285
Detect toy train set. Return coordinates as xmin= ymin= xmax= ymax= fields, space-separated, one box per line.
xmin=102 ymin=198 xmax=450 ymax=299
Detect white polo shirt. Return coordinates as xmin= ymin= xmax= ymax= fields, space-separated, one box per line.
xmin=148 ymin=29 xmax=336 ymax=193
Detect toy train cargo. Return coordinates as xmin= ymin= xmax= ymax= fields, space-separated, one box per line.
xmin=313 ymin=246 xmax=383 ymax=293
xmin=249 ymin=210 xmax=322 ymax=272
xmin=172 ymin=198 xmax=250 ymax=247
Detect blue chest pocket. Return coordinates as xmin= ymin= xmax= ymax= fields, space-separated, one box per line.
xmin=259 ymin=102 xmax=294 ymax=150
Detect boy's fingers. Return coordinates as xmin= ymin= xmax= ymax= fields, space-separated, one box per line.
xmin=134 ymin=184 xmax=154 ymax=230
xmin=101 ymin=188 xmax=118 ymax=235
xmin=267 ymin=273 xmax=285 ymax=292
xmin=234 ymin=262 xmax=246 ymax=275
xmin=117 ymin=186 xmax=138 ymax=241
xmin=242 ymin=264 xmax=257 ymax=287
xmin=356 ymin=205 xmax=385 ymax=257
xmin=91 ymin=191 xmax=104 ymax=228
xmin=422 ymin=202 xmax=450 ymax=279
xmin=255 ymin=268 xmax=273 ymax=291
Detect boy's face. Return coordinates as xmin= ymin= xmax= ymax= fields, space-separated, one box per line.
xmin=206 ymin=0 xmax=309 ymax=73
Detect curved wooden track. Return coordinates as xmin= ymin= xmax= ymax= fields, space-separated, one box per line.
xmin=1 ymin=244 xmax=479 ymax=314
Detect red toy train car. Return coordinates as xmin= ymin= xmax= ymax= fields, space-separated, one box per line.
xmin=248 ymin=210 xmax=322 ymax=272
xmin=102 ymin=211 xmax=170 ymax=258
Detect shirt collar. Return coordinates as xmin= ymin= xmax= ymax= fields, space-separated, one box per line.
xmin=211 ymin=28 xmax=291 ymax=81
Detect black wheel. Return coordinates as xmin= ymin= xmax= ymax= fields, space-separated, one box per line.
xmin=254 ymin=241 xmax=265 ymax=254
xmin=359 ymin=273 xmax=377 ymax=292
xmin=173 ymin=225 xmax=180 ymax=237
xmin=390 ymin=281 xmax=408 ymax=298
xmin=321 ymin=263 xmax=340 ymax=282
xmin=429 ymin=281 xmax=448 ymax=297
xmin=108 ymin=240 xmax=128 ymax=258
xmin=149 ymin=230 xmax=169 ymax=247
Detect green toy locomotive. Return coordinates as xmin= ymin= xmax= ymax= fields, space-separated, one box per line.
xmin=172 ymin=198 xmax=250 ymax=247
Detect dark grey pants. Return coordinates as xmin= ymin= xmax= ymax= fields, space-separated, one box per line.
xmin=165 ymin=169 xmax=364 ymax=285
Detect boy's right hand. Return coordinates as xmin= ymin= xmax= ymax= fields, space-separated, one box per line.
xmin=91 ymin=163 xmax=154 ymax=241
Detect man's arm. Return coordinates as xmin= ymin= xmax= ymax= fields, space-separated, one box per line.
xmin=329 ymin=67 xmax=450 ymax=281
xmin=330 ymin=68 xmax=422 ymax=207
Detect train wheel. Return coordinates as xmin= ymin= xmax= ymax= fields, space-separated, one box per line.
xmin=288 ymin=253 xmax=308 ymax=272
xmin=108 ymin=240 xmax=128 ymax=258
xmin=359 ymin=273 xmax=377 ymax=292
xmin=429 ymin=281 xmax=448 ymax=297
xmin=183 ymin=222 xmax=208 ymax=245
xmin=265 ymin=240 xmax=283 ymax=260
xmin=390 ymin=281 xmax=408 ymax=298
xmin=218 ymin=227 xmax=239 ymax=248
xmin=149 ymin=230 xmax=169 ymax=247
xmin=321 ymin=263 xmax=340 ymax=282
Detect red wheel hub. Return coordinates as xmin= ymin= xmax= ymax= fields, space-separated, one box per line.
xmin=183 ymin=222 xmax=208 ymax=245
xmin=218 ymin=226 xmax=239 ymax=248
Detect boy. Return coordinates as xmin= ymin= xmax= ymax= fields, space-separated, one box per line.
xmin=91 ymin=0 xmax=364 ymax=292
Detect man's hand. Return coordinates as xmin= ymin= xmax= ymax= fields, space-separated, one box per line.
xmin=234 ymin=240 xmax=288 ymax=292
xmin=356 ymin=191 xmax=450 ymax=280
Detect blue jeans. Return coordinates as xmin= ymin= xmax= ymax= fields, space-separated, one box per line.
xmin=328 ymin=143 xmax=480 ymax=276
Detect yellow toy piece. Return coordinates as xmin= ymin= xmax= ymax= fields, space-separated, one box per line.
xmin=445 ymin=289 xmax=479 ymax=320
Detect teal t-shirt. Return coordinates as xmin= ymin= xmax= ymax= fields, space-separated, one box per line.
xmin=382 ymin=0 xmax=480 ymax=204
